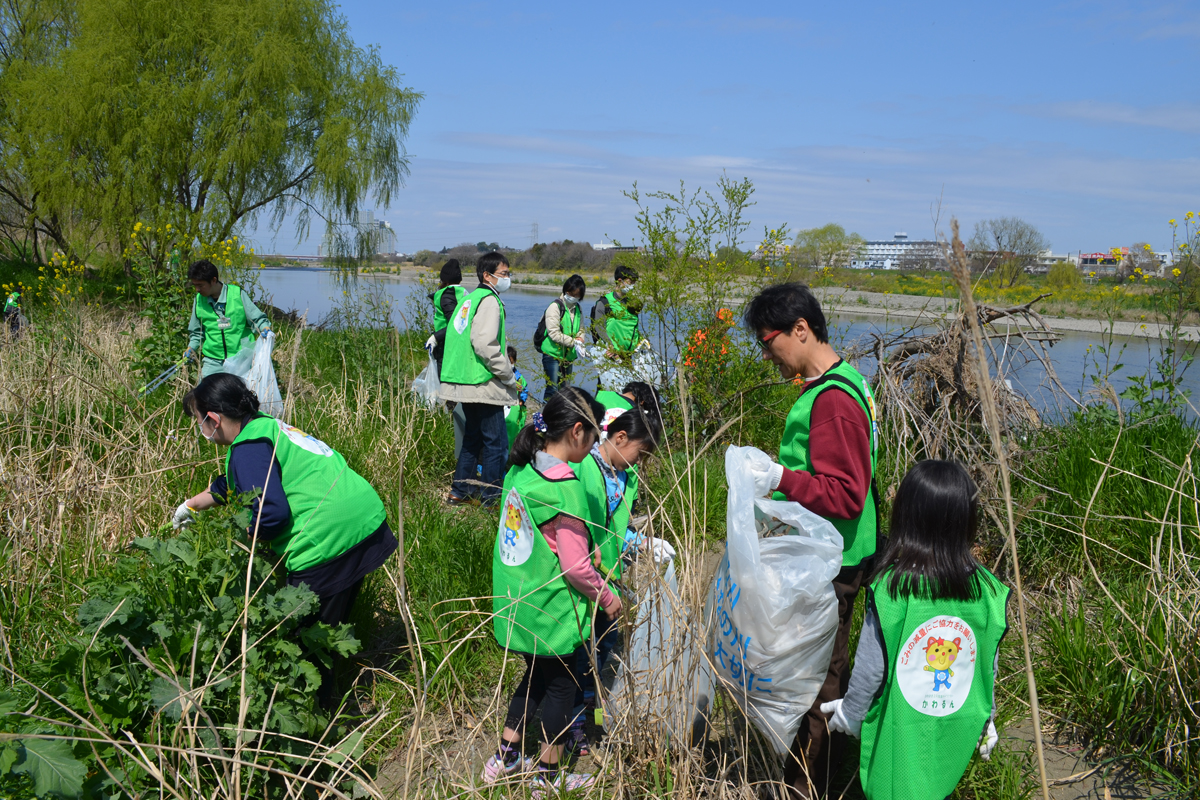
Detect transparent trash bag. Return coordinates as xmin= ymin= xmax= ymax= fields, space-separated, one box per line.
xmin=411 ymin=356 xmax=440 ymax=409
xmin=216 ymin=336 xmax=254 ymax=379
xmin=710 ymin=445 xmax=844 ymax=755
xmin=593 ymin=341 xmax=666 ymax=391
xmin=606 ymin=558 xmax=715 ymax=747
xmin=245 ymin=335 xmax=283 ymax=416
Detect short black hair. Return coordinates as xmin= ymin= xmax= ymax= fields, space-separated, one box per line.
xmin=563 ymin=274 xmax=586 ymax=298
xmin=506 ymin=344 xmax=517 ymax=361
xmin=477 ymin=251 xmax=509 ymax=281
xmin=188 ymin=259 xmax=219 ymax=283
xmin=439 ymin=259 xmax=462 ymax=286
xmin=742 ymin=282 xmax=828 ymax=344
xmin=614 ymin=265 xmax=638 ymax=283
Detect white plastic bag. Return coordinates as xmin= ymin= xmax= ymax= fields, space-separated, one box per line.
xmin=245 ymin=334 xmax=283 ymax=416
xmin=606 ymin=559 xmax=715 ymax=746
xmin=592 ymin=340 xmax=666 ymax=391
xmin=710 ymin=446 xmax=844 ymax=755
xmin=411 ymin=356 xmax=440 ymax=409
xmin=215 ymin=336 xmax=255 ymax=379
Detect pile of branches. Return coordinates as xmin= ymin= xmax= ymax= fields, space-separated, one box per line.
xmin=846 ymin=294 xmax=1080 ymax=500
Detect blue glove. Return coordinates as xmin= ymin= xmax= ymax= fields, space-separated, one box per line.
xmin=621 ymin=526 xmax=643 ymax=552
xmin=513 ymin=367 xmax=524 ymax=382
xmin=183 ymin=347 xmax=196 ymax=363
xmin=519 ymin=389 xmax=529 ymax=404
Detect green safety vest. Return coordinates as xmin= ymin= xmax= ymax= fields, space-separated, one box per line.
xmin=441 ymin=286 xmax=506 ymax=385
xmin=601 ymin=292 xmax=639 ymax=353
xmin=776 ymin=359 xmax=879 ymax=568
xmin=540 ymin=301 xmax=583 ymax=360
xmin=432 ymin=285 xmax=466 ymax=333
xmin=3 ymin=294 xmax=18 ymax=314
xmin=573 ymin=451 xmax=637 ymax=584
xmin=860 ymin=568 xmax=1010 ymax=800
xmin=504 ymin=373 xmax=528 ymax=446
xmin=492 ymin=462 xmax=599 ymax=656
xmin=226 ymin=415 xmax=387 ymax=573
xmin=195 ymin=284 xmax=250 ymax=361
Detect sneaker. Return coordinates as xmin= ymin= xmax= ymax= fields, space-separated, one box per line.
xmin=444 ymin=492 xmax=473 ymax=509
xmin=530 ymin=770 xmax=597 ymax=797
xmin=564 ymin=722 xmax=591 ymax=758
xmin=480 ymin=753 xmax=534 ymax=784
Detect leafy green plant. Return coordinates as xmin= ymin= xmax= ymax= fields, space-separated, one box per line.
xmin=0 ymin=501 xmax=362 ymax=799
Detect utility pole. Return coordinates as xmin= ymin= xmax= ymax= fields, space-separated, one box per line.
xmin=530 ymin=222 xmax=538 ymax=249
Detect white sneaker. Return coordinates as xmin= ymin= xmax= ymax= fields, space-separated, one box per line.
xmin=530 ymin=769 xmax=597 ymax=797
xmin=480 ymin=752 xmax=534 ymax=784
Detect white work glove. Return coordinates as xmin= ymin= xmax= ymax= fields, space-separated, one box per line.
xmin=979 ymin=719 xmax=998 ymax=760
xmin=172 ymin=501 xmax=195 ymax=529
xmin=424 ymin=334 xmax=436 ymax=355
xmin=647 ymin=537 xmax=676 ymax=564
xmin=749 ymin=461 xmax=784 ymax=497
xmin=820 ymin=699 xmax=861 ymax=738
xmin=575 ymin=344 xmax=588 ymax=359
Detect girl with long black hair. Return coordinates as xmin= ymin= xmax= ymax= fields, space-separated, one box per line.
xmin=820 ymin=460 xmax=1010 ymax=800
xmin=485 ymin=387 xmax=612 ymax=792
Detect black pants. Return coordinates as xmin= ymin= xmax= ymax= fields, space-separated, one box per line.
xmin=298 ymin=578 xmax=365 ymax=709
xmin=504 ymin=653 xmax=580 ymax=746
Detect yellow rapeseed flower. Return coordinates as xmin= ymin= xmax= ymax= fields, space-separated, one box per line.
xmin=1187 ymin=212 xmax=1195 ymax=220
xmin=1173 ymin=268 xmax=1182 ymax=277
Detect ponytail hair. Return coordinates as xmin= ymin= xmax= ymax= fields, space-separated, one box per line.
xmin=183 ymin=373 xmax=261 ymax=420
xmin=509 ymin=386 xmax=604 ymax=469
xmin=621 ymin=381 xmax=664 ymax=440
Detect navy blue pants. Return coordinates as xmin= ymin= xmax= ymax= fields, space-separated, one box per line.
xmin=451 ymin=402 xmax=508 ymax=504
xmin=542 ymin=353 xmax=573 ymax=401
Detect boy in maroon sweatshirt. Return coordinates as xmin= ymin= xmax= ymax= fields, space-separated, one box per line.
xmin=743 ymin=283 xmax=879 ymax=800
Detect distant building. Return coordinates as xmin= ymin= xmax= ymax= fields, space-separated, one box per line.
xmin=316 ymin=210 xmax=397 ymax=257
xmin=593 ymin=242 xmax=639 ymax=252
xmin=851 ymin=233 xmax=943 ymax=270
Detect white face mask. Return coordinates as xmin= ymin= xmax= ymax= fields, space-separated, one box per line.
xmin=199 ymin=412 xmax=221 ymax=442
xmin=563 ymin=294 xmax=579 ymax=306
xmin=494 ymin=276 xmax=511 ymax=293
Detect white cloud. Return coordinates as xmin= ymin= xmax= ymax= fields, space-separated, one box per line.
xmin=1019 ymin=100 xmax=1200 ymax=134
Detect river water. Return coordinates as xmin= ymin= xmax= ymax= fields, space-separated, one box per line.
xmin=256 ymin=268 xmax=1200 ymax=419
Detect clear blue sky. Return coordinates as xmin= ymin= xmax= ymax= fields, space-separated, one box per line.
xmin=264 ymin=0 xmax=1199 ymax=256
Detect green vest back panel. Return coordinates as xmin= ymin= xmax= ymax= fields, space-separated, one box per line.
xmin=860 ymin=569 xmax=1010 ymax=800
xmin=777 ymin=360 xmax=879 ymax=568
xmin=195 ymin=284 xmax=250 ymax=361
xmin=602 ymin=292 xmax=639 ymax=353
xmin=541 ymin=302 xmax=582 ymax=360
xmin=441 ymin=287 xmax=507 ymax=385
xmin=226 ymin=416 xmax=387 ymax=573
xmin=432 ymin=285 xmax=466 ymax=333
xmin=492 ymin=463 xmax=599 ymax=656
xmin=573 ymin=451 xmax=637 ymax=584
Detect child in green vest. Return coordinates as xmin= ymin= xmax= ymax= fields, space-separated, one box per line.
xmin=503 ymin=344 xmax=530 ymax=447
xmin=565 ymin=400 xmax=667 ymax=756
xmin=486 ymin=387 xmax=615 ymax=794
xmin=820 ymin=460 xmax=1009 ymax=800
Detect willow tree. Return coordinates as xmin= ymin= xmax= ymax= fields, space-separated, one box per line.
xmin=1 ymin=0 xmax=420 ymax=269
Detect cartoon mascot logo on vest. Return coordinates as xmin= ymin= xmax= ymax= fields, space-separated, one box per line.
xmin=895 ymin=615 xmax=977 ymax=717
xmin=497 ymin=489 xmax=534 ymax=566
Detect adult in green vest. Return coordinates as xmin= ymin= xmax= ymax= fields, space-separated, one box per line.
xmin=171 ymin=373 xmax=397 ymax=707
xmin=538 ymin=274 xmax=587 ymax=400
xmin=591 ymin=265 xmax=642 ymax=357
xmin=820 ymin=460 xmax=1008 ymax=799
xmin=564 ymin=401 xmax=666 ymax=757
xmin=742 ymin=282 xmax=879 ymax=798
xmin=183 ymin=259 xmax=273 ymax=379
xmin=486 ymin=387 xmax=613 ymax=793
xmin=429 ymin=259 xmax=466 ymax=376
xmin=439 ymin=252 xmax=522 ymax=507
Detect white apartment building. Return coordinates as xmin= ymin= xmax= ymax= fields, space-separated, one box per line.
xmin=851 ymin=233 xmax=942 ymax=270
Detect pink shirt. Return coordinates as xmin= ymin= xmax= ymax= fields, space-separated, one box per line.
xmin=538 ymin=461 xmax=615 ymax=610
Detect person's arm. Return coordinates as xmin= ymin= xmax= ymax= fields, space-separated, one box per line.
xmin=439 ymin=287 xmax=460 ymax=321
xmin=775 ymin=389 xmax=871 ymax=519
xmin=241 ymin=293 xmax=272 ymax=335
xmin=840 ymin=605 xmax=887 ymax=728
xmin=225 ymin=440 xmax=292 ymax=540
xmin=540 ymin=514 xmax=618 ymax=613
xmin=187 ymin=300 xmax=203 ymax=353
xmin=469 ymin=294 xmax=516 ymax=385
xmin=545 ymin=302 xmax=574 ymax=347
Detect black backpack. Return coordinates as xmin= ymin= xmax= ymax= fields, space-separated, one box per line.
xmin=533 ymin=299 xmax=567 ymax=350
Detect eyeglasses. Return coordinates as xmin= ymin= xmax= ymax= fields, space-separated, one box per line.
xmin=757 ymin=330 xmax=782 ymax=352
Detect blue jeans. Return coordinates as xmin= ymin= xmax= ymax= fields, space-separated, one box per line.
xmin=542 ymin=353 xmax=574 ymax=401
xmin=451 ymin=402 xmax=508 ymax=504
